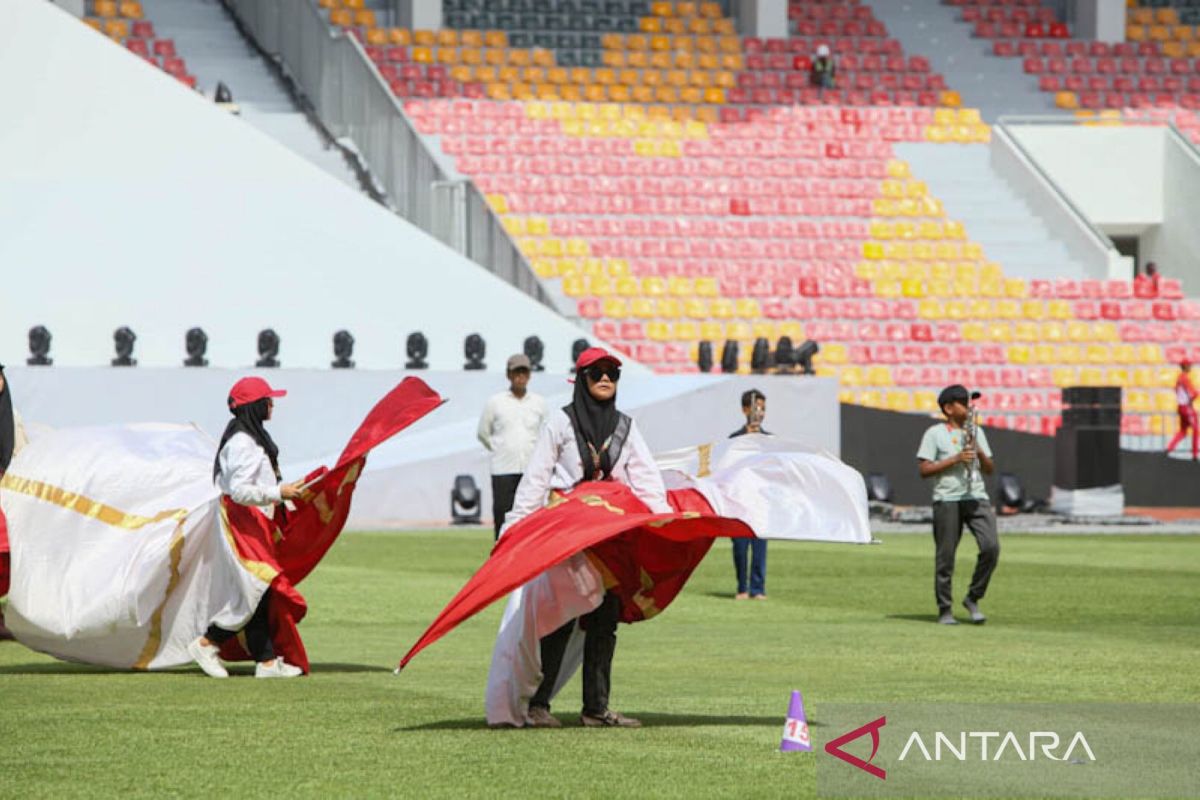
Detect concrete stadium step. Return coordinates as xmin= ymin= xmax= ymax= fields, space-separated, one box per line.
xmin=140 ymin=0 xmax=362 ymax=191
xmin=863 ymin=0 xmax=1057 ymax=122
xmin=895 ymin=142 xmax=1089 ymax=280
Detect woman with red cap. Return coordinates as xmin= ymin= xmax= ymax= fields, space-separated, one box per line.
xmin=188 ymin=376 xmax=305 ymax=679
xmin=0 ymin=364 xmax=29 ymax=641
xmin=500 ymin=347 xmax=671 ymax=728
xmin=1166 ymin=359 xmax=1198 ymax=461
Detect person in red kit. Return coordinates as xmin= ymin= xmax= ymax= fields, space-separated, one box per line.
xmin=1166 ymin=359 xmax=1198 ymax=461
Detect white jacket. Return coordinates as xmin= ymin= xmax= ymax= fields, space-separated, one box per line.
xmin=501 ymin=409 xmax=671 ymax=536
xmin=215 ymin=432 xmax=281 ymax=507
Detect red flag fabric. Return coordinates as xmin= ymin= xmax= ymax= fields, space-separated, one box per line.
xmin=218 ymin=377 xmax=443 ymax=672
xmin=398 ymin=481 xmax=755 ymax=670
xmin=0 ymin=506 xmax=9 ymax=598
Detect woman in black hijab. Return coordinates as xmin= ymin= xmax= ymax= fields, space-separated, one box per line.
xmin=0 ymin=364 xmax=27 ymax=641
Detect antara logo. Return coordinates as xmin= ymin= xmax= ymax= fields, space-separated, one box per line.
xmin=898 ymin=731 xmax=1096 ymax=762
xmin=824 ymin=716 xmax=888 ymax=780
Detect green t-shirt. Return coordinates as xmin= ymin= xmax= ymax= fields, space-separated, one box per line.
xmin=916 ymin=422 xmax=992 ymax=502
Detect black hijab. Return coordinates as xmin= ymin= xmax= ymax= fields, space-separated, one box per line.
xmin=563 ymin=367 xmax=620 ymax=480
xmin=0 ymin=364 xmax=14 ymax=473
xmin=213 ymin=397 xmax=280 ymax=481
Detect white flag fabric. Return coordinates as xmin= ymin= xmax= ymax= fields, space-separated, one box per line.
xmin=1 ymin=423 xmax=266 ymax=670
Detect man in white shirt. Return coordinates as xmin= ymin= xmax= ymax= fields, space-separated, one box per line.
xmin=478 ymin=354 xmax=548 ymax=539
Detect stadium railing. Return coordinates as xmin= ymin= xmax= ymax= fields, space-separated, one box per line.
xmin=225 ymin=0 xmax=556 ymax=313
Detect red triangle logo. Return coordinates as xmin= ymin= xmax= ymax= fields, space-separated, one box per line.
xmin=824 ymin=715 xmax=887 ymax=780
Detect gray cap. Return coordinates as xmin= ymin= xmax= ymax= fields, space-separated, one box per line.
xmin=506 ymin=353 xmax=532 ymax=372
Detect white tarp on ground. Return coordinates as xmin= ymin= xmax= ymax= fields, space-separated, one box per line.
xmin=6 ymin=368 xmax=841 ymax=527
xmin=1 ymin=424 xmax=266 ymax=669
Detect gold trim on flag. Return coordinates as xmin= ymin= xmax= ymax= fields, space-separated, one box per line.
xmin=132 ymin=520 xmax=188 ymax=670
xmin=0 ymin=473 xmax=187 ymax=530
xmin=697 ymin=443 xmax=713 ymax=478
xmin=217 ymin=504 xmax=280 ymax=586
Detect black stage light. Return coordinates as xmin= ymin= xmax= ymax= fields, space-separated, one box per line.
xmin=464 ymin=333 xmax=487 ymax=370
xmin=183 ymin=327 xmax=208 ymax=367
xmin=571 ymin=337 xmax=590 ymax=371
xmin=750 ymin=337 xmax=771 ymax=374
xmin=697 ymin=340 xmax=713 ymax=373
xmin=795 ymin=339 xmax=820 ymax=375
xmin=996 ymin=472 xmax=1030 ymax=515
xmin=111 ymin=326 xmax=137 ymax=367
xmin=774 ymin=336 xmax=795 ymax=373
xmin=720 ymin=339 xmax=739 ymax=373
xmin=332 ymin=329 xmax=355 ymax=369
xmin=450 ymin=474 xmax=482 ymax=525
xmin=256 ymin=328 xmax=280 ymax=368
xmin=27 ymin=325 xmax=52 ymax=366
xmin=523 ymin=335 xmax=545 ymax=372
xmin=406 ymin=331 xmax=429 ymax=369
xmin=866 ymin=472 xmax=893 ymax=503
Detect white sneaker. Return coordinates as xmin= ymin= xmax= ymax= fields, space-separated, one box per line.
xmin=255 ymin=658 xmax=303 ymax=679
xmin=188 ymin=637 xmax=229 ymax=679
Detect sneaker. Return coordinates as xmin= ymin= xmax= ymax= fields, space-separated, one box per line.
xmin=580 ymin=710 xmax=642 ymax=728
xmin=254 ymin=658 xmax=303 ymax=678
xmin=962 ymin=598 xmax=986 ymax=624
xmin=188 ymin=637 xmax=229 ymax=678
xmin=525 ymin=706 xmax=562 ymax=728
xmin=937 ymin=612 xmax=958 ymax=626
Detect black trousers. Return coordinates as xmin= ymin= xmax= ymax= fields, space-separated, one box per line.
xmin=491 ymin=473 xmax=522 ymax=540
xmin=529 ymin=591 xmax=620 ymax=717
xmin=205 ymin=589 xmax=274 ymax=662
xmin=932 ymin=500 xmax=1000 ymax=613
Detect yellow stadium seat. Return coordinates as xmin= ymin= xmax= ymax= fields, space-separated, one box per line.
xmin=631 ymin=298 xmax=657 ymax=318
xmin=1163 ymin=41 xmax=1186 ymax=58
xmin=1124 ymin=389 xmax=1152 ymax=412
xmin=711 ymin=299 xmax=735 ymax=319
xmin=713 ymin=19 xmax=735 ymax=34
xmin=736 ymin=299 xmax=760 ymax=319
xmin=1156 ymin=7 xmax=1178 ymax=25
xmin=962 ymin=322 xmax=986 ymax=342
xmin=603 ymin=298 xmax=629 ymax=318
xmin=95 ymin=0 xmax=118 ymax=17
xmin=646 ymin=321 xmax=672 ymax=340
xmin=437 ymin=48 xmax=460 ymax=65
xmin=685 ymin=299 xmax=710 ymax=319
xmin=726 ymin=322 xmax=752 ymax=341
xmin=353 ymin=9 xmax=377 ymax=26
xmin=1149 ymin=24 xmax=1171 ymax=41
xmin=103 ymin=19 xmax=128 ymax=38
xmin=1041 ymin=322 xmax=1066 ymax=342
xmin=674 ymin=321 xmax=699 ymax=340
xmin=562 ymin=276 xmax=586 ymax=297
xmin=119 ymin=1 xmax=144 ymax=18
xmin=532 ymin=48 xmax=555 ymax=67
xmin=699 ymin=321 xmax=723 ymax=340
xmin=640 ymin=17 xmax=663 ymax=32
xmin=656 ymin=298 xmax=682 ymax=318
xmin=1030 ymin=344 xmax=1054 ymax=364
xmin=1130 ymin=7 xmax=1153 ymax=24
xmin=1106 ymin=368 xmax=1130 ymax=386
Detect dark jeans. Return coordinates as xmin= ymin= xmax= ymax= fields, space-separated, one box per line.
xmin=529 ymin=590 xmax=620 ymax=717
xmin=732 ymin=538 xmax=767 ymax=596
xmin=491 ymin=473 xmax=522 ymax=540
xmin=205 ymin=589 xmax=274 ymax=662
xmin=932 ymin=500 xmax=1000 ymax=613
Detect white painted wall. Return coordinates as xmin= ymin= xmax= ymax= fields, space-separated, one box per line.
xmin=1146 ymin=130 xmax=1200 ymax=296
xmin=0 ymin=0 xmax=598 ymax=372
xmin=737 ymin=0 xmax=789 ymax=38
xmin=1071 ymin=0 xmax=1126 ymax=43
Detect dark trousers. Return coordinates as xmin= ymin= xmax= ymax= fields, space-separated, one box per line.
xmin=491 ymin=473 xmax=522 ymax=540
xmin=205 ymin=589 xmax=274 ymax=662
xmin=932 ymin=500 xmax=1000 ymax=613
xmin=529 ymin=590 xmax=620 ymax=717
xmin=732 ymin=538 xmax=767 ymax=596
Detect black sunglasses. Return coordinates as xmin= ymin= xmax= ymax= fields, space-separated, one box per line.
xmin=585 ymin=364 xmax=621 ymax=383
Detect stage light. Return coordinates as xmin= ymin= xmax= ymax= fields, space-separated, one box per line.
xmin=523 ymin=335 xmax=545 ymax=372
xmin=571 ymin=338 xmax=589 ymax=372
xmin=183 ymin=327 xmax=208 ymax=367
xmin=697 ymin=340 xmax=713 ymax=373
xmin=406 ymin=331 xmax=429 ymax=370
xmin=256 ymin=328 xmax=280 ymax=368
xmin=720 ymin=339 xmax=739 ymax=374
xmin=450 ymin=474 xmax=482 ymax=525
xmin=866 ymin=472 xmax=893 ymax=503
xmin=27 ymin=325 xmax=52 ymax=366
xmin=331 ymin=329 xmax=355 ymax=369
xmin=750 ymin=337 xmax=771 ymax=374
xmin=111 ymin=326 xmax=137 ymax=367
xmin=997 ymin=472 xmax=1026 ymax=513
xmin=464 ymin=333 xmax=486 ymax=371
xmin=774 ymin=336 xmax=795 ymax=373
xmin=795 ymin=339 xmax=820 ymax=375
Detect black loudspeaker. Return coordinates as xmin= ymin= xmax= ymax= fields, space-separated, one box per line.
xmin=1053 ymin=428 xmax=1120 ymax=490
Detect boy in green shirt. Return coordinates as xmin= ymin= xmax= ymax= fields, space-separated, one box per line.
xmin=916 ymin=385 xmax=999 ymax=625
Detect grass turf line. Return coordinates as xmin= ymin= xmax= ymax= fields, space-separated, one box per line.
xmin=0 ymin=531 xmax=1196 ymax=799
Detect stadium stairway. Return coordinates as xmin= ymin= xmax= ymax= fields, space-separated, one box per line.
xmin=893 ymin=141 xmax=1089 ymax=280
xmin=139 ymin=0 xmax=362 ymax=191
xmin=864 ymin=0 xmax=1055 ymax=120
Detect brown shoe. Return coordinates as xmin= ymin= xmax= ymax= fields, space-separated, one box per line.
xmin=581 ymin=710 xmax=642 ymax=728
xmin=525 ymin=706 xmax=562 ymax=728
xmin=752 ymin=594 xmax=768 ymax=601
xmin=734 ymin=592 xmax=749 ymax=600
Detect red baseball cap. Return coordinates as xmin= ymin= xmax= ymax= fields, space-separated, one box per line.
xmin=228 ymin=376 xmax=287 ymax=408
xmin=575 ymin=346 xmax=622 ymax=371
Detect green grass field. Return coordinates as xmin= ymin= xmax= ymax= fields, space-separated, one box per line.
xmin=1 ymin=530 xmax=1197 ymax=799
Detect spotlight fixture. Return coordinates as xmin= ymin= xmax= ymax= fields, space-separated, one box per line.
xmin=463 ymin=333 xmax=486 ymax=371
xmin=111 ymin=326 xmax=137 ymax=367
xmin=774 ymin=336 xmax=795 ymax=373
xmin=331 ymin=329 xmax=355 ymax=369
xmin=27 ymin=325 xmax=52 ymax=366
xmin=450 ymin=474 xmax=482 ymax=525
xmin=405 ymin=331 xmax=429 ymax=370
xmin=256 ymin=328 xmax=280 ymax=368
xmin=523 ymin=335 xmax=545 ymax=372
xmin=571 ymin=338 xmax=590 ymax=371
xmin=183 ymin=327 xmax=208 ymax=367
xmin=697 ymin=340 xmax=713 ymax=373
xmin=795 ymin=339 xmax=820 ymax=375
xmin=750 ymin=337 xmax=771 ymax=374
xmin=720 ymin=339 xmax=739 ymax=374
xmin=865 ymin=472 xmax=893 ymax=503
